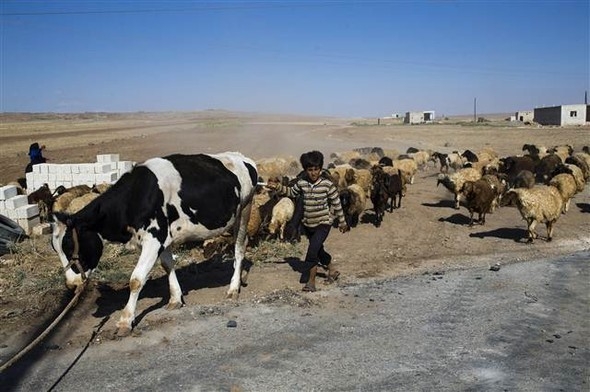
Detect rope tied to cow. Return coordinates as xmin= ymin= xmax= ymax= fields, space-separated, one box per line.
xmin=0 ymin=274 xmax=90 ymax=373
xmin=63 ymin=227 xmax=87 ymax=281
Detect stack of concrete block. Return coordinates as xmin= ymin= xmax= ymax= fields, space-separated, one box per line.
xmin=25 ymin=154 xmax=135 ymax=194
xmin=0 ymin=185 xmax=40 ymax=234
xmin=1 ymin=154 xmax=134 ymax=234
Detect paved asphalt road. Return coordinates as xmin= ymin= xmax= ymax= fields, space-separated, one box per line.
xmin=3 ymin=251 xmax=589 ymax=392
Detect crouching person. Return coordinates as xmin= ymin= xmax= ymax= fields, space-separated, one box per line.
xmin=267 ymin=150 xmax=349 ymax=292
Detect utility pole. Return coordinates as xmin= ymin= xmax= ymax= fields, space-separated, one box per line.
xmin=473 ymin=97 xmax=477 ymax=122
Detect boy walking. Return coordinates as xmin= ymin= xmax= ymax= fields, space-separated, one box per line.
xmin=268 ymin=150 xmax=349 ymax=292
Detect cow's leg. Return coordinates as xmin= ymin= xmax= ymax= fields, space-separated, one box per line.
xmin=116 ymin=239 xmax=161 ymax=336
xmin=228 ymin=202 xmax=252 ymax=299
xmin=160 ymin=249 xmax=183 ymax=310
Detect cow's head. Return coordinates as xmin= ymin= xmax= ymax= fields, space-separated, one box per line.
xmin=51 ymin=213 xmax=103 ymax=290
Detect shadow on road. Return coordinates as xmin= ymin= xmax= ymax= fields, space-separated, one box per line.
xmin=469 ymin=227 xmax=527 ymax=242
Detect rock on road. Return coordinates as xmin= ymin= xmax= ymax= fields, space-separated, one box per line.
xmin=3 ymin=251 xmax=589 ymax=391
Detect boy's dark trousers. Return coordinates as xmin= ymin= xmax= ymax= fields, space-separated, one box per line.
xmin=303 ymin=224 xmax=332 ymax=269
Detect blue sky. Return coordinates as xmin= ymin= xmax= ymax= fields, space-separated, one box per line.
xmin=1 ymin=1 xmax=588 ymax=117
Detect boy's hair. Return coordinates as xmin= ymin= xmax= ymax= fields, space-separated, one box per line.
xmin=300 ymin=150 xmax=324 ymax=169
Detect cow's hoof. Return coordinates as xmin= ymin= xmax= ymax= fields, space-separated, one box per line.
xmin=166 ymin=301 xmax=183 ymax=310
xmin=116 ymin=326 xmax=132 ymax=337
xmin=226 ymin=291 xmax=239 ymax=300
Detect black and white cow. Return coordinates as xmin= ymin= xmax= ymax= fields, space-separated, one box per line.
xmin=51 ymin=152 xmax=258 ymax=336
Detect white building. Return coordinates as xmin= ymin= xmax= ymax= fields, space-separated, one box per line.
xmin=534 ymin=104 xmax=587 ymax=126
xmin=404 ymin=110 xmax=435 ymax=124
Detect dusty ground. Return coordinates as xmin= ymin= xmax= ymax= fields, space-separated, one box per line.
xmin=0 ymin=112 xmax=589 ymax=362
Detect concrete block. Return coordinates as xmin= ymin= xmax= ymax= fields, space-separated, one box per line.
xmin=17 ymin=216 xmax=41 ymax=234
xmin=26 ymin=172 xmax=35 ymax=189
xmin=5 ymin=209 xmax=18 ymax=220
xmin=95 ymin=163 xmax=112 ymax=174
xmin=57 ymin=172 xmax=72 ymax=182
xmin=48 ymin=164 xmax=58 ymax=174
xmin=0 ymin=185 xmax=18 ymax=201
xmin=97 ymin=154 xmax=120 ymax=163
xmin=57 ymin=165 xmax=72 ymax=174
xmin=16 ymin=204 xmax=39 ymax=219
xmin=71 ymin=164 xmax=80 ymax=174
xmin=32 ymin=222 xmax=52 ymax=236
xmin=39 ymin=163 xmax=49 ymax=174
xmin=79 ymin=164 xmax=95 ymax=174
xmin=117 ymin=161 xmax=134 ymax=173
xmin=96 ymin=172 xmax=118 ymax=184
xmin=5 ymin=195 xmax=28 ymax=209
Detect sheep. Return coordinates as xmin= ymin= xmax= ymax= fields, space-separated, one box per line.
xmin=481 ymin=173 xmax=507 ymax=212
xmin=378 ymin=156 xmax=394 ymax=167
xmin=328 ymin=164 xmax=354 ymax=189
xmin=548 ymin=173 xmax=578 ymax=213
xmin=499 ymin=155 xmax=537 ymax=185
xmin=447 ymin=152 xmax=466 ymax=172
xmin=409 ymin=150 xmax=431 ymax=170
xmin=55 ymin=184 xmax=93 ymax=198
xmin=549 ymin=145 xmax=573 ymax=162
xmin=65 ymin=192 xmax=100 ymax=214
xmin=27 ymin=183 xmax=55 ymax=223
xmin=477 ymin=147 xmax=499 ymax=163
xmin=436 ymin=167 xmax=482 ymax=209
xmin=349 ymin=157 xmax=372 ymax=170
xmin=461 ymin=150 xmax=479 ymax=164
xmin=565 ymin=154 xmax=590 ymax=182
xmin=256 ymin=156 xmax=300 ymax=179
xmin=522 ymin=144 xmax=548 ymax=159
xmin=385 ymin=169 xmax=404 ymax=210
xmin=550 ymin=163 xmax=586 ymax=193
xmin=352 ymin=146 xmax=385 ymax=161
xmin=430 ymin=152 xmax=450 ymax=173
xmin=268 ymin=197 xmax=295 ymax=241
xmin=370 ymin=166 xmax=391 ymax=227
xmin=330 ymin=150 xmax=361 ymax=165
xmin=389 ymin=158 xmax=418 ymax=185
xmin=460 ymin=179 xmax=496 ymax=226
xmin=501 ymin=186 xmax=563 ymax=243
xmin=534 ymin=154 xmax=562 ymax=183
xmin=245 ymin=189 xmax=273 ymax=247
xmin=92 ymin=182 xmax=112 ymax=194
xmin=512 ymin=170 xmax=535 ymax=189
xmin=351 ymin=168 xmax=372 ymax=196
xmin=338 ymin=183 xmax=367 ymax=227
xmin=52 ymin=192 xmax=79 ymax=213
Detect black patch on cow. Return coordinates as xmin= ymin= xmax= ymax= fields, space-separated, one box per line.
xmin=245 ymin=162 xmax=258 ymax=187
xmin=166 ymin=154 xmax=242 ymax=230
xmin=73 ymin=166 xmax=162 ymax=243
xmin=148 ymin=206 xmax=169 ymax=247
xmin=61 ymin=226 xmax=103 ymax=273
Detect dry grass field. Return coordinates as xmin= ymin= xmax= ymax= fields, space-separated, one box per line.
xmin=0 ymin=111 xmax=589 ymax=357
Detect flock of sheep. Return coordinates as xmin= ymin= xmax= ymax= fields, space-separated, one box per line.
xmin=14 ymin=142 xmax=590 ymax=253
xmin=250 ymin=143 xmax=589 ymax=247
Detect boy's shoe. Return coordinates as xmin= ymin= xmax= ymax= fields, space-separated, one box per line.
xmin=325 ymin=265 xmax=340 ymax=284
xmin=302 ymin=266 xmax=318 ymax=292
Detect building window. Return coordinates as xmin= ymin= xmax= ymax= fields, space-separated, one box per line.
xmin=570 ymin=111 xmax=577 ymax=117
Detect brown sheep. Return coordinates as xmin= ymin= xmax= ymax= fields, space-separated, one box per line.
xmin=460 ymin=179 xmax=496 ymax=226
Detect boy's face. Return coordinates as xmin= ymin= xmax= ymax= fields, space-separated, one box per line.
xmin=306 ymin=166 xmax=321 ymax=183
